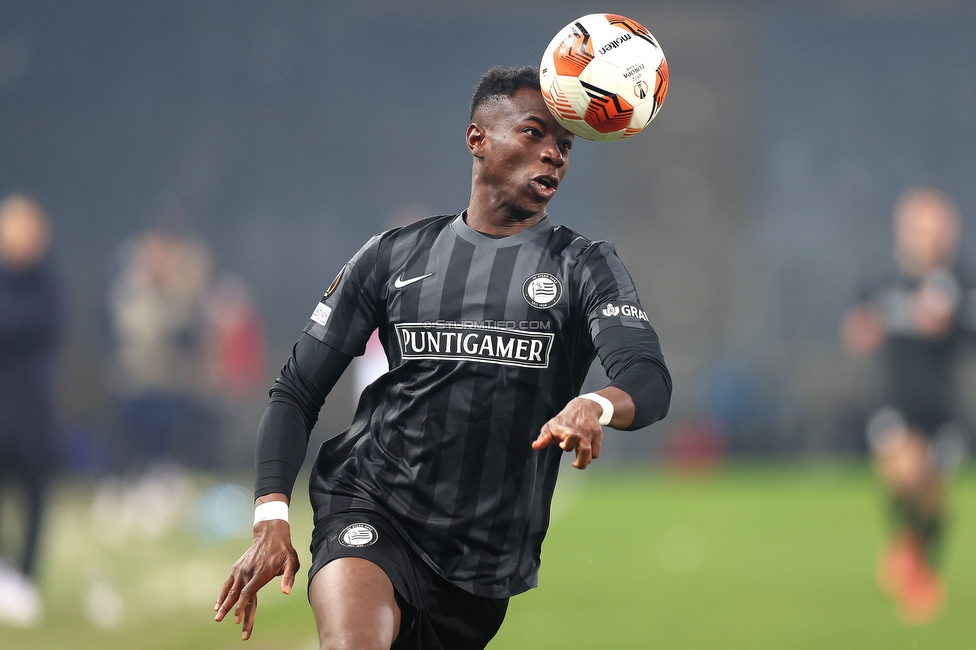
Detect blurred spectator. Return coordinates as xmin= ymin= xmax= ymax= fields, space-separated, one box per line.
xmin=104 ymin=198 xmax=219 ymax=470
xmin=88 ymin=232 xmax=263 ymax=626
xmin=841 ymin=187 xmax=972 ymax=624
xmin=204 ymin=272 xmax=266 ymax=402
xmin=0 ymin=194 xmax=62 ymax=626
xmin=662 ymin=416 xmax=726 ymax=475
xmin=203 ymin=272 xmax=267 ymax=467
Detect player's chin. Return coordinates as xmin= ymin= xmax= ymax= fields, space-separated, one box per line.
xmin=514 ymin=189 xmax=554 ymax=216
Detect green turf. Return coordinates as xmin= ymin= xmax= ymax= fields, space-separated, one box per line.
xmin=493 ymin=462 xmax=976 ymax=649
xmin=1 ymin=462 xmax=973 ymax=649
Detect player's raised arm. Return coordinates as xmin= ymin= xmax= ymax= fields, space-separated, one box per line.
xmin=215 ymin=335 xmax=353 ymax=640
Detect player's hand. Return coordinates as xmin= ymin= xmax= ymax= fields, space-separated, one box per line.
xmin=215 ymin=519 xmax=300 ymax=640
xmin=841 ymin=306 xmax=885 ymax=358
xmin=912 ymin=280 xmax=955 ymax=338
xmin=533 ymin=397 xmax=605 ymax=469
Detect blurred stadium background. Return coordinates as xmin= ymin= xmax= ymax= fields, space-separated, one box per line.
xmin=1 ymin=1 xmax=975 ymax=647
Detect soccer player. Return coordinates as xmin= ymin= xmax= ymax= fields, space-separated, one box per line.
xmin=215 ymin=66 xmax=671 ymax=649
xmin=841 ymin=187 xmax=971 ymax=623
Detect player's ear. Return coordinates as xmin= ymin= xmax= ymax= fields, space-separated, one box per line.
xmin=466 ymin=122 xmax=487 ymax=158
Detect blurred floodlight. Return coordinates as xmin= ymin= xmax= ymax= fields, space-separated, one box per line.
xmin=192 ymin=482 xmax=253 ymax=542
xmin=85 ymin=581 xmax=124 ymax=629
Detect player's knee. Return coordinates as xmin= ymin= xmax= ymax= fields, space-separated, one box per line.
xmin=885 ymin=451 xmax=930 ymax=495
xmin=319 ymin=629 xmax=392 ymax=650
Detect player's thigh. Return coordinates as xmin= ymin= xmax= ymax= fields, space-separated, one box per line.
xmin=310 ymin=557 xmax=401 ymax=650
xmin=877 ymin=430 xmax=933 ymax=493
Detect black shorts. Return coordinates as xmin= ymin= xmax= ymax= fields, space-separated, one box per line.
xmin=309 ymin=509 xmax=509 ymax=650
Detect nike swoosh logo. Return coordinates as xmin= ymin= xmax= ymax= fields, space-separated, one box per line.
xmin=394 ymin=272 xmax=433 ymax=289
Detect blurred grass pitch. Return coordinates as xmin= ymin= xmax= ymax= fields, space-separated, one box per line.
xmin=0 ymin=462 xmax=974 ymax=649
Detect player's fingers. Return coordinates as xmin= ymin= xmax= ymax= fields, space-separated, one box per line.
xmin=532 ymin=424 xmax=556 ymax=450
xmin=215 ymin=576 xmax=243 ymax=621
xmin=280 ymin=554 xmax=300 ymax=595
xmin=573 ymin=438 xmax=592 ymax=469
xmin=236 ymin=570 xmax=273 ymax=623
xmin=558 ymin=429 xmax=578 ymax=452
xmin=591 ymin=432 xmax=602 ymax=460
xmin=241 ymin=593 xmax=257 ymax=640
xmin=234 ymin=581 xmax=258 ymax=624
xmin=215 ymin=574 xmax=233 ymax=611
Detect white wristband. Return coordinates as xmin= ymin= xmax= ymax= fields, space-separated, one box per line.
xmin=579 ymin=392 xmax=614 ymax=426
xmin=254 ymin=500 xmax=289 ymax=526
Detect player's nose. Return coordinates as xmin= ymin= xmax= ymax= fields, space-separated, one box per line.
xmin=541 ymin=138 xmax=565 ymax=167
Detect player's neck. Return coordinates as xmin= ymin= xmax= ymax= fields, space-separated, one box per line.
xmin=896 ymin=250 xmax=952 ymax=278
xmin=464 ymin=200 xmax=547 ymax=237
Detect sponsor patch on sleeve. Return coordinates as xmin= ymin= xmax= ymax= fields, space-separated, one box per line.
xmin=595 ymin=299 xmax=650 ymax=322
xmin=310 ymin=302 xmax=332 ymax=326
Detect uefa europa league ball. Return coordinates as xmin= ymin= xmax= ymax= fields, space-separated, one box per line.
xmin=540 ymin=13 xmax=669 ymax=142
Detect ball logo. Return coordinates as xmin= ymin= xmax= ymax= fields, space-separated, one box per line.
xmin=634 ymin=80 xmax=648 ymax=99
xmin=522 ymin=273 xmax=562 ymax=309
xmin=602 ymin=302 xmax=620 ymax=317
xmin=338 ymin=523 xmax=378 ymax=548
xmin=597 ymin=32 xmax=632 ymax=56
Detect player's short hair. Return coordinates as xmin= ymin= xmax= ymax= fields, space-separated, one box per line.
xmin=470 ymin=66 xmax=541 ymax=120
xmin=895 ymin=186 xmax=959 ymax=223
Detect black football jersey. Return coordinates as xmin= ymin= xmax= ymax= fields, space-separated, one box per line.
xmin=859 ymin=265 xmax=975 ymax=431
xmin=305 ymin=213 xmax=663 ymax=597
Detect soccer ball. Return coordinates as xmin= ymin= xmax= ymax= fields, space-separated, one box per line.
xmin=539 ymin=13 xmax=669 ymax=142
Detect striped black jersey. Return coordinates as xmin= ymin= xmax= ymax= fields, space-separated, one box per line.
xmin=303 ymin=212 xmax=667 ymax=598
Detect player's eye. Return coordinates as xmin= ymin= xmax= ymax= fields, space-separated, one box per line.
xmin=561 ymin=139 xmax=573 ymax=152
xmin=524 ymin=127 xmax=542 ymax=137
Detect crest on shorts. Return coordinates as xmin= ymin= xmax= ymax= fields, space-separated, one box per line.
xmin=522 ymin=273 xmax=562 ymax=309
xmin=338 ymin=523 xmax=378 ymax=548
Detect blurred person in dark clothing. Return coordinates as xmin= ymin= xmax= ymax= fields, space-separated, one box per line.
xmin=0 ymin=194 xmax=62 ymax=626
xmin=842 ymin=187 xmax=972 ymax=624
xmin=203 ymin=272 xmax=267 ymax=468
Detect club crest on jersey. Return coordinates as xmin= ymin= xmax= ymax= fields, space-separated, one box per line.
xmin=338 ymin=523 xmax=378 ymax=548
xmin=522 ymin=273 xmax=562 ymax=309
xmin=598 ymin=300 xmax=649 ymax=322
